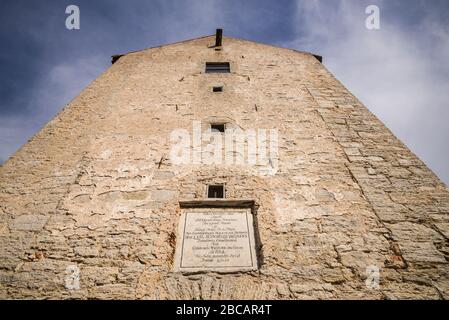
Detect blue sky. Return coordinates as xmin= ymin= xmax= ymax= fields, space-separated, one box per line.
xmin=1 ymin=0 xmax=448 ymax=185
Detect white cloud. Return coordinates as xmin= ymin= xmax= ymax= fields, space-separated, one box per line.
xmin=286 ymin=0 xmax=449 ymax=185
xmin=0 ymin=55 xmax=105 ymax=163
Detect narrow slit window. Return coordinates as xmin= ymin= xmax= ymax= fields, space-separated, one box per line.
xmin=206 ymin=62 xmax=230 ymax=73
xmin=213 ymin=86 xmax=223 ymax=92
xmin=211 ymin=123 xmax=225 ymax=133
xmin=208 ymin=185 xmax=225 ymax=199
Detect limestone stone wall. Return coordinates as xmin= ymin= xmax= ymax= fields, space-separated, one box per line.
xmin=0 ymin=36 xmax=448 ymax=299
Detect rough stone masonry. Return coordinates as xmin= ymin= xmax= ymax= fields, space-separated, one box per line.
xmin=0 ymin=34 xmax=449 ymax=300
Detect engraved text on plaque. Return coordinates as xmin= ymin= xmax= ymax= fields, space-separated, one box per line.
xmin=174 ymin=209 xmax=258 ymax=273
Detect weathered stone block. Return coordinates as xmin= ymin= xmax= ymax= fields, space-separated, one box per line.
xmin=10 ymin=215 xmax=48 ymax=231
xmin=151 ymin=190 xmax=177 ymax=202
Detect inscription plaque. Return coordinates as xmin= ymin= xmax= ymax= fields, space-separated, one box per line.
xmin=174 ymin=209 xmax=258 ymax=273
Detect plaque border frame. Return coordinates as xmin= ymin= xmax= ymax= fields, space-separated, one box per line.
xmin=173 ymin=200 xmax=259 ymax=274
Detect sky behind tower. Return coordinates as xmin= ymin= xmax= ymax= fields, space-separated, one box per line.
xmin=0 ymin=0 xmax=448 ymax=185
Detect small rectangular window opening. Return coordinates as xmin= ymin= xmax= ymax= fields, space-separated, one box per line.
xmin=213 ymin=86 xmax=223 ymax=92
xmin=206 ymin=62 xmax=230 ymax=73
xmin=208 ymin=185 xmax=225 ymax=199
xmin=211 ymin=123 xmax=225 ymax=133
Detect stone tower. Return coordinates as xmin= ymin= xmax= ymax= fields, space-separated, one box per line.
xmin=1 ymin=32 xmax=449 ymax=300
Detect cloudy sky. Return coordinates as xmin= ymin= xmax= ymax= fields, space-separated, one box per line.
xmin=0 ymin=0 xmax=448 ymax=185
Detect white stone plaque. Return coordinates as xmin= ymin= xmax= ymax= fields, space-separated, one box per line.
xmin=174 ymin=209 xmax=258 ymax=273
